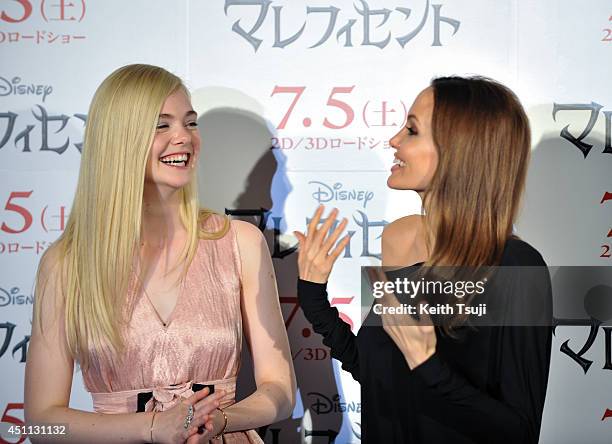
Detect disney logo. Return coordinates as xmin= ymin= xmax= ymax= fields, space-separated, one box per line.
xmin=0 ymin=76 xmax=53 ymax=102
xmin=0 ymin=287 xmax=34 ymax=307
xmin=309 ymin=181 xmax=374 ymax=208
xmin=307 ymin=392 xmax=361 ymax=415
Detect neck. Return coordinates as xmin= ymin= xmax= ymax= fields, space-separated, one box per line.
xmin=141 ymin=184 xmax=186 ymax=247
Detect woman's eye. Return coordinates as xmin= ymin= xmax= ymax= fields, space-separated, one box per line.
xmin=156 ymin=123 xmax=169 ymax=130
xmin=186 ymin=121 xmax=198 ymax=128
xmin=406 ymin=126 xmax=417 ymax=136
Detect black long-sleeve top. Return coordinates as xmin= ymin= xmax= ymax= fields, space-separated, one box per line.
xmin=297 ymin=237 xmax=552 ymax=443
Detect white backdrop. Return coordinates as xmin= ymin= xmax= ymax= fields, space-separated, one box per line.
xmin=1 ymin=1 xmax=611 ymax=443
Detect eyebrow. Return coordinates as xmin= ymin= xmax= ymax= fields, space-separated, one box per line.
xmin=158 ymin=110 xmax=197 ymax=119
xmin=407 ymin=114 xmax=419 ymax=123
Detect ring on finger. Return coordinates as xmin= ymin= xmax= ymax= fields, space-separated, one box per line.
xmin=184 ymin=404 xmax=195 ymax=430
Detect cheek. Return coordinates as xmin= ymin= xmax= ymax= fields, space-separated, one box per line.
xmin=192 ymin=133 xmax=201 ymax=154
xmin=145 ymin=139 xmax=164 ymax=171
xmin=150 ymin=136 xmax=166 ymax=158
xmin=410 ymin=143 xmax=437 ymax=175
xmin=424 ymin=148 xmax=439 ymax=179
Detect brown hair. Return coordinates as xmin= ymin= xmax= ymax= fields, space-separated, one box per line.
xmin=422 ymin=76 xmax=531 ymax=330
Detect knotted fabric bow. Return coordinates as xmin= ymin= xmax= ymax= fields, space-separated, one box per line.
xmin=138 ymin=382 xmax=211 ymax=412
xmin=90 ymin=378 xmax=235 ymax=414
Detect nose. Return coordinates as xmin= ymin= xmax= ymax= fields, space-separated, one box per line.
xmin=388 ymin=130 xmax=401 ymax=150
xmin=171 ymin=125 xmax=191 ymax=146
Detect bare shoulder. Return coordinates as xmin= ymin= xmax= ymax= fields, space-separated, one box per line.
xmin=34 ymin=241 xmax=66 ymax=328
xmin=382 ymin=215 xmax=426 ymax=266
xmin=232 ymin=220 xmax=276 ymax=294
xmin=199 ymin=210 xmax=229 ymax=233
xmin=232 ymin=219 xmax=265 ymax=247
xmin=37 ymin=241 xmax=64 ymax=291
xmin=383 ymin=215 xmax=422 ymax=241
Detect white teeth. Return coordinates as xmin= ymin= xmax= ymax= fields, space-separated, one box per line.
xmin=393 ymin=158 xmax=406 ymax=167
xmin=160 ymin=153 xmax=189 ymax=166
xmin=160 ymin=153 xmax=188 ymax=162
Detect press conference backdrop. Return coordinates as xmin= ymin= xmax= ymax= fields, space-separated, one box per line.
xmin=1 ymin=1 xmax=611 ymax=443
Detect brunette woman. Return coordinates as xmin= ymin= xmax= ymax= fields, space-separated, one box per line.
xmin=295 ymin=76 xmax=552 ymax=443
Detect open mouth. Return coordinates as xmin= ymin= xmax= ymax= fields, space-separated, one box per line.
xmin=391 ymin=157 xmax=406 ymax=172
xmin=159 ymin=153 xmax=191 ymax=168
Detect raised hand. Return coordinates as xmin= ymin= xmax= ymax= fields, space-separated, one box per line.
xmin=294 ymin=205 xmax=351 ymax=284
xmin=371 ymin=267 xmax=437 ymax=369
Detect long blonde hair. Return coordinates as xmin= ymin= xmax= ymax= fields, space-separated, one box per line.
xmin=35 ymin=64 xmax=228 ymax=367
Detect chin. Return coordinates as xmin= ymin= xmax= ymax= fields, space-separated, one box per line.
xmin=158 ymin=174 xmax=193 ymax=190
xmin=167 ymin=180 xmax=191 ymax=190
xmin=387 ymin=176 xmax=411 ymax=190
xmin=148 ymin=179 xmax=191 ymax=192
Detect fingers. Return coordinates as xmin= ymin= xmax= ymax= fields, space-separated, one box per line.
xmin=185 ymin=406 xmax=217 ymax=443
xmin=181 ymin=388 xmax=225 ymax=440
xmin=321 ymin=217 xmax=347 ymax=252
xmin=329 ymin=232 xmax=351 ymax=262
xmin=305 ymin=205 xmax=339 ymax=247
xmin=186 ymin=421 xmax=214 ymax=442
xmin=186 ymin=387 xmax=210 ymax=405
xmin=295 ymin=206 xmax=352 ymax=283
xmin=293 ymin=231 xmax=306 ymax=245
xmin=302 ymin=206 xmax=347 ymax=253
xmin=193 ymin=389 xmax=226 ymax=414
xmin=313 ymin=207 xmax=339 ymax=246
xmin=306 ymin=205 xmax=325 ymax=239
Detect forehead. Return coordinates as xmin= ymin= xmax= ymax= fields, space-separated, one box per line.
xmin=160 ymin=89 xmax=192 ymax=112
xmin=409 ymin=86 xmax=434 ymax=122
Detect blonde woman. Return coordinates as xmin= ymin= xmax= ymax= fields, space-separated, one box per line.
xmin=25 ymin=64 xmax=295 ymax=443
xmin=295 ymin=77 xmax=552 ymax=443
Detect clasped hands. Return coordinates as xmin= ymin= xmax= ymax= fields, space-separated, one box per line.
xmin=151 ymin=387 xmax=227 ymax=443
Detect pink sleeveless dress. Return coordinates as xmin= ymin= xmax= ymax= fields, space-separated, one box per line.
xmin=81 ymin=215 xmax=263 ymax=443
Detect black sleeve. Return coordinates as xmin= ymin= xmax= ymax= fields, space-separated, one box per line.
xmin=297 ymin=279 xmax=360 ymax=382
xmin=414 ymin=326 xmax=551 ymax=443
xmin=412 ymin=264 xmax=552 ymax=443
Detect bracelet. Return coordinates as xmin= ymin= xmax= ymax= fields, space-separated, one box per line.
xmin=149 ymin=410 xmax=157 ymax=443
xmin=212 ymin=407 xmax=227 ymax=440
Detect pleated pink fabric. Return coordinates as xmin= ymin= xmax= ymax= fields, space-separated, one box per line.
xmin=82 ymin=215 xmax=263 ymax=443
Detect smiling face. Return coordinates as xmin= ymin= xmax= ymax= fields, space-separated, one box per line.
xmin=387 ymin=87 xmax=438 ymax=191
xmin=144 ymin=88 xmax=200 ymax=192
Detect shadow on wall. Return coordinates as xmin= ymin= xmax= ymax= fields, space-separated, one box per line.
xmin=518 ymin=104 xmax=612 ymax=443
xmin=194 ymin=88 xmax=344 ymax=443
xmin=515 ymin=131 xmax=610 ymax=266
